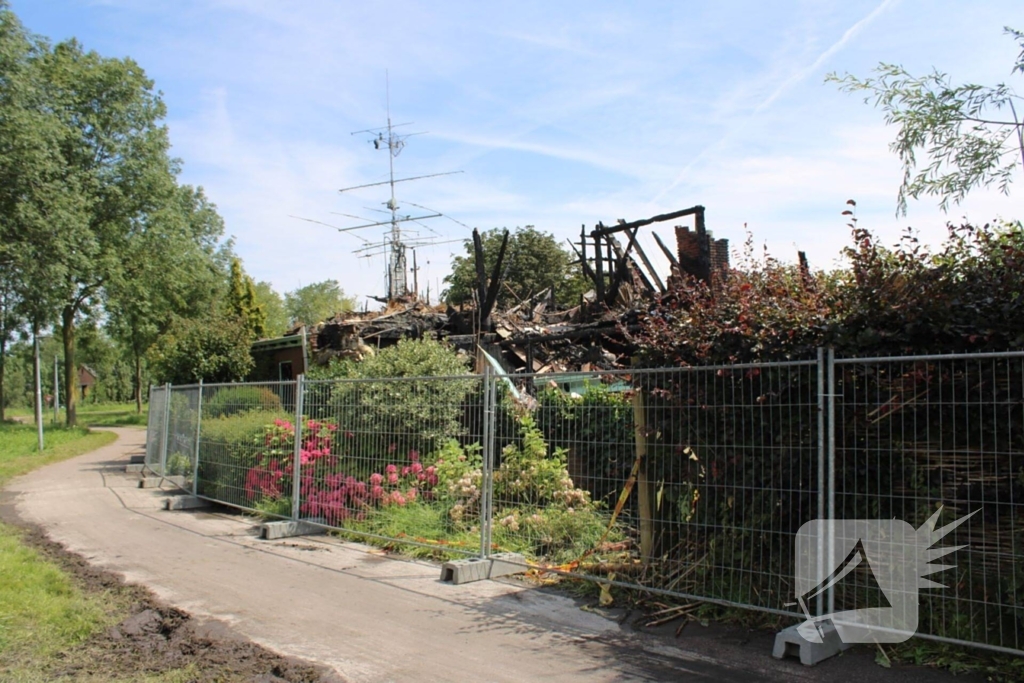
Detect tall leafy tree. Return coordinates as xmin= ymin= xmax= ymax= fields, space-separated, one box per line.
xmin=285 ymin=280 xmax=355 ymax=326
xmin=18 ymin=38 xmax=182 ymax=426
xmin=444 ymin=226 xmax=588 ymax=309
xmin=0 ymin=2 xmax=73 ymax=424
xmin=227 ymin=258 xmax=267 ymax=339
xmin=828 ymin=27 xmax=1024 ymax=215
xmin=105 ymin=184 xmax=228 ymax=411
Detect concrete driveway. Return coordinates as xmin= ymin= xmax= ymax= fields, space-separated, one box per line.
xmin=4 ymin=428 xmax=980 ymax=682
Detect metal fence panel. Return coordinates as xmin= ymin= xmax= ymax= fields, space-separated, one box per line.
xmin=145 ymin=385 xmax=168 ymax=473
xmin=486 ymin=362 xmax=822 ymax=617
xmin=298 ymin=374 xmax=486 ymax=557
xmin=832 ymin=353 xmax=1024 ymax=654
xmin=164 ymin=385 xmax=201 ymax=492
xmin=193 ymin=381 xmax=298 ymax=511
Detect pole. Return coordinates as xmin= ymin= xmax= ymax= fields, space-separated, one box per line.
xmin=158 ymin=382 xmax=171 ymax=477
xmin=816 ymin=347 xmax=825 ymax=618
xmin=480 ymin=366 xmax=494 ymax=558
xmin=291 ymin=375 xmax=305 ymax=520
xmin=192 ymin=380 xmax=203 ymax=496
xmin=826 ymin=347 xmax=836 ymax=616
xmin=53 ymin=355 xmax=59 ymax=424
xmin=34 ymin=332 xmax=44 ymax=451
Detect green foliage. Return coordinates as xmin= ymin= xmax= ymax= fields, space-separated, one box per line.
xmin=284 ymin=279 xmax=355 ymax=327
xmin=828 ymin=27 xmax=1024 ymax=215
xmin=195 ymin=410 xmax=289 ymax=503
xmin=443 ymin=226 xmax=589 ymax=308
xmin=227 ymin=259 xmax=267 ymax=340
xmin=253 ymin=281 xmax=290 ymax=337
xmin=313 ymin=338 xmax=475 ymax=459
xmin=203 ymin=386 xmax=283 ymax=419
xmin=149 ymin=314 xmax=254 ymax=385
xmin=534 ymin=383 xmax=634 ymax=503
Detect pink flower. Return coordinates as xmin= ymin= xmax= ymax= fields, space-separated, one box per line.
xmin=369 ymin=473 xmax=383 ymax=486
xmin=406 ymin=488 xmax=417 ymax=502
xmin=385 ymin=464 xmax=398 ymax=474
xmin=389 ymin=491 xmax=406 ymax=506
xmin=401 ymin=466 xmax=411 ymax=477
xmin=388 ymin=443 xmax=397 ymax=453
xmin=409 ymin=450 xmax=420 ymax=462
xmin=387 ymin=472 xmax=399 ymax=485
xmin=371 ymin=485 xmax=385 ymax=500
xmin=410 ymin=462 xmax=423 ymax=475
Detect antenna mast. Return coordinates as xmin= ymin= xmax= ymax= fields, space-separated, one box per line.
xmin=337 ymin=73 xmax=462 ymax=302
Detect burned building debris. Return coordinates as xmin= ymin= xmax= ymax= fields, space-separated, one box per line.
xmin=264 ymin=205 xmax=732 ymax=378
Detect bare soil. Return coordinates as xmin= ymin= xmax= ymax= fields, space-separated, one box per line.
xmin=0 ymin=505 xmax=345 ymax=683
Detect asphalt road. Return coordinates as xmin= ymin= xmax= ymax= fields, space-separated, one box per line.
xmin=5 ymin=428 xmax=982 ymax=682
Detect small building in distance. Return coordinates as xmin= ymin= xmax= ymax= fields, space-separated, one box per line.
xmin=78 ymin=365 xmax=98 ymax=399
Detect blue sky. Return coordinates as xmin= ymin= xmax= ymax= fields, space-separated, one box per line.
xmin=17 ymin=0 xmax=1024 ymax=304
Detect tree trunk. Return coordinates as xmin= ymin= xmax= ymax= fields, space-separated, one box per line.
xmin=62 ymin=305 xmax=78 ymax=428
xmin=134 ymin=350 xmax=143 ymax=414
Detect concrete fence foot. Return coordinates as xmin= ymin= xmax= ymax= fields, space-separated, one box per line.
xmin=139 ymin=475 xmax=186 ymax=489
xmin=772 ymin=621 xmax=852 ymax=666
xmin=440 ymin=553 xmax=526 ymax=585
xmin=260 ymin=519 xmax=327 ymax=540
xmin=164 ymin=495 xmax=210 ymax=511
xmin=129 ymin=454 xmax=145 ymax=464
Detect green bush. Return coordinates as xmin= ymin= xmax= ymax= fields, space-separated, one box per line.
xmin=204 ymin=386 xmax=283 ymax=419
xmin=196 ymin=410 xmax=289 ymax=504
xmin=310 ymin=338 xmax=477 ymax=460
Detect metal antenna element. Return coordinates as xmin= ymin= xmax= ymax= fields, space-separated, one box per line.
xmin=336 ymin=71 xmax=463 ymax=301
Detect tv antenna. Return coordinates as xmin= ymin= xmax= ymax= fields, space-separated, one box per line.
xmin=338 ymin=73 xmax=464 ymax=301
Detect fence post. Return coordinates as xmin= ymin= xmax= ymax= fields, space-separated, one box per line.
xmin=158 ymin=382 xmax=172 ymax=477
xmin=632 ymin=386 xmax=655 ymax=563
xmin=816 ymin=348 xmax=826 ymax=618
xmin=192 ymin=380 xmax=203 ymax=496
xmin=291 ymin=375 xmax=305 ymax=521
xmin=826 ymin=347 xmax=836 ymax=616
xmin=480 ymin=367 xmax=494 ymax=559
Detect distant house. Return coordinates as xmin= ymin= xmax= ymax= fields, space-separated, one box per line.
xmin=249 ymin=328 xmax=308 ymax=382
xmin=78 ymin=365 xmax=98 ymax=399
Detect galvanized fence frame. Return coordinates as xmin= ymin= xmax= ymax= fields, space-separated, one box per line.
xmin=145 ymin=349 xmax=1024 ymax=657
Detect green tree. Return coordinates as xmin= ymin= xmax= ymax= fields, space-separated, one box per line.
xmin=227 ymin=258 xmax=267 ymax=340
xmin=828 ymin=27 xmax=1024 ymax=215
xmin=253 ymin=281 xmax=290 ymax=337
xmin=284 ymin=280 xmax=355 ymax=327
xmin=105 ymin=184 xmax=228 ymax=411
xmin=443 ymin=226 xmax=588 ymax=309
xmin=14 ymin=37 xmax=183 ymax=427
xmin=149 ymin=313 xmax=255 ymax=385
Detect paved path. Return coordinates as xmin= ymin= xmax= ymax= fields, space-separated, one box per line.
xmin=6 ymin=429 xmax=977 ymax=682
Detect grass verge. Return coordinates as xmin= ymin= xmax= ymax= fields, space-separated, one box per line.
xmin=6 ymin=402 xmax=148 ymax=427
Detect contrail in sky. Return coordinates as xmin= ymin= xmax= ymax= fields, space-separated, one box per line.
xmin=650 ymin=0 xmax=900 ymax=205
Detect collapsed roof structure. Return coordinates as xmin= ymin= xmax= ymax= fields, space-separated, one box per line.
xmin=259 ymin=205 xmax=731 ymax=378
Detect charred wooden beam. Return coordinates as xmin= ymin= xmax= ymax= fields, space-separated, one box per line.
xmin=480 ymin=229 xmax=510 ymax=329
xmin=652 ymin=231 xmax=679 ymax=268
xmin=591 ymin=205 xmax=705 ymax=238
xmin=620 ymin=227 xmax=665 ymax=292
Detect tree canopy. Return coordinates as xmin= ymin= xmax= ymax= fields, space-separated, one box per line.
xmin=285 ymin=280 xmax=356 ymax=327
xmin=443 ymin=226 xmax=588 ymax=309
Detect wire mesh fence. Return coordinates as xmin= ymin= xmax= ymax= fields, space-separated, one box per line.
xmin=832 ymin=352 xmax=1024 ymax=654
xmin=487 ymin=361 xmax=822 ymax=618
xmin=193 ymin=381 xmax=297 ymax=511
xmin=144 ymin=349 xmax=1024 ymax=656
xmin=144 ymin=384 xmax=168 ymax=474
